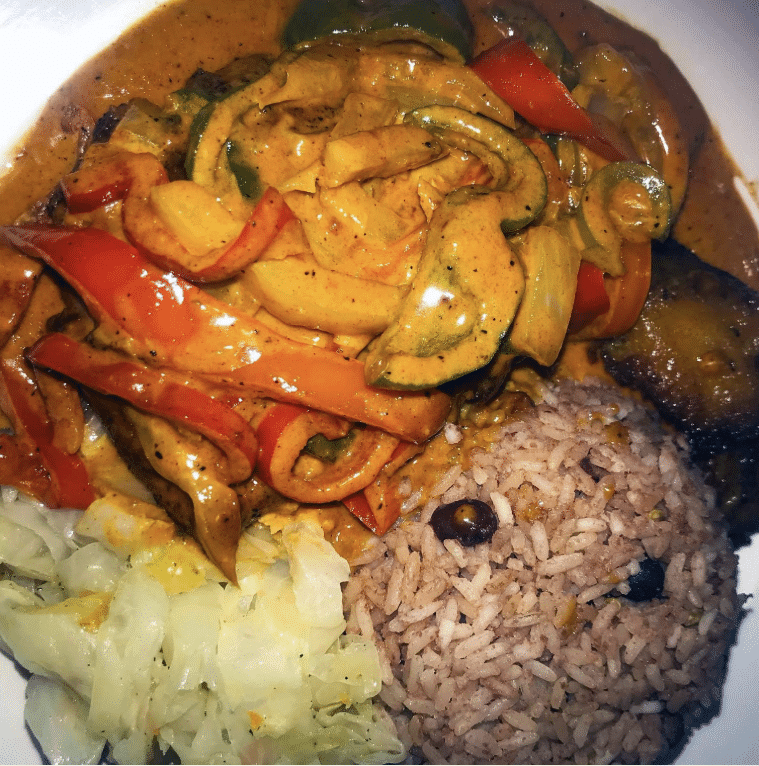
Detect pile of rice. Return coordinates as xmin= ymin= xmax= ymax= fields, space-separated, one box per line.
xmin=345 ymin=379 xmax=741 ymax=764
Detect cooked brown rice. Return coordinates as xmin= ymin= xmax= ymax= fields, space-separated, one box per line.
xmin=345 ymin=378 xmax=741 ymax=764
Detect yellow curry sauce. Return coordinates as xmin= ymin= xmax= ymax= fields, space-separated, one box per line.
xmin=0 ymin=0 xmax=757 ymax=563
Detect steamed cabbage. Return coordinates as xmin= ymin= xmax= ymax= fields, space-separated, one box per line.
xmin=0 ymin=491 xmax=404 ymax=765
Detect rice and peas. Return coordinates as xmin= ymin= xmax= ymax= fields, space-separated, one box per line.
xmin=345 ymin=379 xmax=741 ymax=764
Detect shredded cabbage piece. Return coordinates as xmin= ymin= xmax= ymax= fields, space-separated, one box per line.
xmin=24 ymin=675 xmax=107 ymax=765
xmin=0 ymin=493 xmax=405 ymax=765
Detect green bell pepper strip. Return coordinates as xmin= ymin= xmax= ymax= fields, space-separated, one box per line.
xmin=223 ymin=139 xmax=262 ymax=201
xmin=185 ymin=82 xmax=265 ymax=209
xmin=283 ymin=0 xmax=474 ymax=63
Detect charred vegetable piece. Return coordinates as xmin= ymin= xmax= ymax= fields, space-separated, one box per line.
xmin=183 ymin=53 xmax=272 ymax=101
xmin=623 ymin=556 xmax=665 ymax=602
xmin=91 ymin=105 xmax=129 ymax=144
xmin=702 ymin=447 xmax=759 ymax=546
xmin=602 ymin=240 xmax=759 ymax=452
xmin=283 ymin=0 xmax=474 ymax=63
xmin=430 ymin=499 xmax=498 ymax=547
xmin=484 ymin=0 xmax=578 ymax=88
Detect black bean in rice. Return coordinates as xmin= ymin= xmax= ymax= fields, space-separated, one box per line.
xmin=345 ymin=379 xmax=741 ymax=764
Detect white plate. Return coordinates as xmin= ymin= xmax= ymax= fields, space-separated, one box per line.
xmin=0 ymin=1 xmax=757 ymax=763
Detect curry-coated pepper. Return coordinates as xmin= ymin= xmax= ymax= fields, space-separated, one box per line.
xmin=27 ymin=333 xmax=258 ymax=485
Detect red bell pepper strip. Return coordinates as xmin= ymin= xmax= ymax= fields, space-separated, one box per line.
xmin=190 ymin=187 xmax=295 ymax=282
xmin=343 ymin=441 xmax=421 ymax=535
xmin=28 ymin=333 xmax=257 ymax=484
xmin=595 ymin=240 xmax=652 ymax=338
xmin=0 ymin=225 xmax=451 ymax=444
xmin=61 ymin=151 xmax=168 ymax=213
xmin=570 ymin=241 xmax=652 ymax=340
xmin=469 ymin=39 xmax=631 ymax=163
xmin=342 ymin=492 xmax=380 ymax=534
xmin=256 ymin=402 xmax=399 ymax=503
xmin=568 ymin=261 xmax=611 ymax=334
xmin=0 ymin=224 xmax=199 ymax=347
xmin=0 ymin=357 xmax=94 ymax=509
xmin=217 ymin=348 xmax=450 ymax=445
xmin=122 ymin=185 xmax=294 ymax=282
xmin=62 ymin=151 xmax=294 ymax=282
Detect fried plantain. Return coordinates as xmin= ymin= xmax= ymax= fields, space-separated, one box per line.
xmin=601 ymin=238 xmax=759 ymax=453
